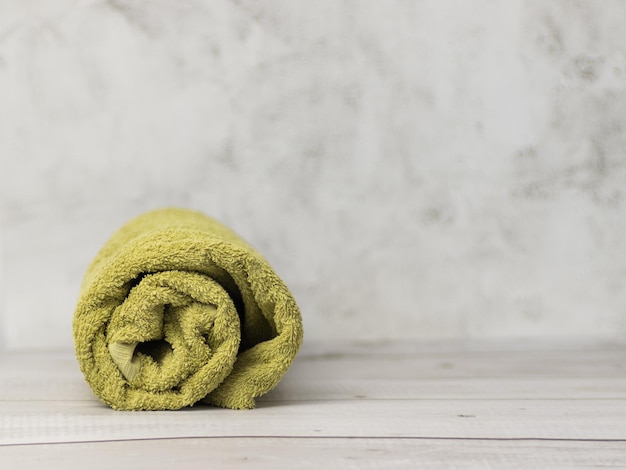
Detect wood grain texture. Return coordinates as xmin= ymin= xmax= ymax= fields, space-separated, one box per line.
xmin=1 ymin=341 xmax=625 ymax=467
xmin=2 ymin=439 xmax=626 ymax=470
xmin=3 ymin=399 xmax=626 ymax=445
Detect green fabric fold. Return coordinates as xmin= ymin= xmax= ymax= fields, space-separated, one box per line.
xmin=72 ymin=208 xmax=303 ymax=410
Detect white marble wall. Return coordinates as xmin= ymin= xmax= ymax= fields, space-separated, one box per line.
xmin=1 ymin=0 xmax=626 ymax=350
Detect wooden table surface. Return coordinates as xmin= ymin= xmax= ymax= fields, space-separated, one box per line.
xmin=1 ymin=340 xmax=625 ymax=468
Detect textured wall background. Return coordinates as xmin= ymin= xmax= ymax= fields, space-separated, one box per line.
xmin=1 ymin=0 xmax=626 ymax=350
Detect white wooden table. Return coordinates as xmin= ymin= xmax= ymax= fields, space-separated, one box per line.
xmin=1 ymin=340 xmax=625 ymax=468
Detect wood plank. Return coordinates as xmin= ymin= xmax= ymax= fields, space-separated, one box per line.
xmin=1 ymin=398 xmax=625 ymax=445
xmin=292 ymin=349 xmax=626 ymax=379
xmin=3 ymin=347 xmax=626 ymax=402
xmin=4 ymin=375 xmax=626 ymax=402
xmin=1 ymin=438 xmax=625 ymax=469
xmin=2 ymin=349 xmax=625 ymax=402
xmin=262 ymin=377 xmax=626 ymax=401
xmin=4 ymin=346 xmax=624 ymax=383
xmin=299 ymin=338 xmax=626 ymax=356
xmin=0 ymin=351 xmax=626 ymax=401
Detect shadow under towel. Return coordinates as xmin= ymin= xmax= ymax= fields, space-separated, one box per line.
xmin=72 ymin=208 xmax=303 ymax=410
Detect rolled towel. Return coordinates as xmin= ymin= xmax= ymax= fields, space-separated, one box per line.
xmin=73 ymin=208 xmax=303 ymax=410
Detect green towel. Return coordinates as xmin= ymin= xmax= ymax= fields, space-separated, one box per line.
xmin=73 ymin=208 xmax=303 ymax=410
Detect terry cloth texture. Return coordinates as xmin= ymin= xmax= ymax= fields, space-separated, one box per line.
xmin=73 ymin=208 xmax=303 ymax=410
